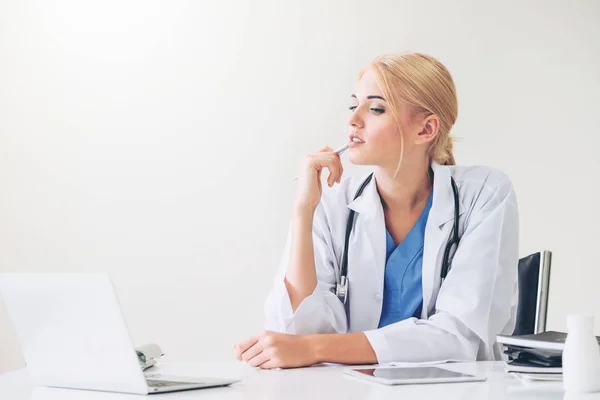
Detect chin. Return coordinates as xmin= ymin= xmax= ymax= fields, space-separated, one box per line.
xmin=349 ymin=149 xmax=371 ymax=165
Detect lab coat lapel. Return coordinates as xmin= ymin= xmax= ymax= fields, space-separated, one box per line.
xmin=347 ymin=175 xmax=386 ymax=330
xmin=421 ymin=162 xmax=467 ymax=318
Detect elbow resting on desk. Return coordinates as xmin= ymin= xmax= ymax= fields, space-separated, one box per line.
xmin=264 ymin=284 xmax=481 ymax=365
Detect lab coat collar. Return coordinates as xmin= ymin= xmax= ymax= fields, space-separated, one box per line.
xmin=346 ymin=172 xmax=381 ymax=219
xmin=347 ymin=161 xmax=466 ymax=229
xmin=429 ymin=161 xmax=467 ymax=228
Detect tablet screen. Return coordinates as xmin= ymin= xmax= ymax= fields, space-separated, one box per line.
xmin=352 ymin=366 xmax=474 ymax=381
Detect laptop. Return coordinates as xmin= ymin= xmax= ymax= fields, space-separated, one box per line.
xmin=0 ymin=273 xmax=240 ymax=394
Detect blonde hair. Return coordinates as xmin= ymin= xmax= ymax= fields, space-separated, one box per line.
xmin=361 ymin=53 xmax=458 ymax=167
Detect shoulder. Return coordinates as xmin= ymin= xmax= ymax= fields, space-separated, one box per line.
xmin=446 ymin=164 xmax=518 ymax=210
xmin=450 ymin=165 xmax=513 ymax=193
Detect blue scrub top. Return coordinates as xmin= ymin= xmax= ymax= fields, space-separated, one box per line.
xmin=378 ymin=191 xmax=433 ymax=328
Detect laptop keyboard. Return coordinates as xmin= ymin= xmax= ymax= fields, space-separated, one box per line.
xmin=147 ymin=379 xmax=202 ymax=387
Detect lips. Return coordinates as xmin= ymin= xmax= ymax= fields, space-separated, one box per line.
xmin=349 ymin=133 xmax=365 ymax=144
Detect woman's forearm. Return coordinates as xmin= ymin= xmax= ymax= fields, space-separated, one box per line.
xmin=284 ymin=209 xmax=318 ymax=312
xmin=308 ymin=332 xmax=378 ymax=365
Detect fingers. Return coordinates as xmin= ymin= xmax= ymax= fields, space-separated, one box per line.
xmin=241 ymin=341 xmax=264 ymax=363
xmin=232 ymin=344 xmax=242 ymax=361
xmin=324 ymin=153 xmax=343 ymax=187
xmin=236 ymin=335 xmax=259 ymax=356
xmin=322 ymin=146 xmax=343 ymax=185
xmin=307 ymin=151 xmax=343 ymax=188
xmin=258 ymin=358 xmax=280 ymax=370
xmin=333 ymin=154 xmax=344 ymax=186
xmin=247 ymin=349 xmax=270 ymax=368
xmin=295 ymin=145 xmax=344 ymax=212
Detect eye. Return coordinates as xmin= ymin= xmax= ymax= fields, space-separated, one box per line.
xmin=370 ymin=108 xmax=385 ymax=115
xmin=348 ymin=106 xmax=357 ymax=111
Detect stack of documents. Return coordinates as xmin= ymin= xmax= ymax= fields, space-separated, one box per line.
xmin=496 ymin=331 xmax=596 ymax=381
xmin=503 ymin=346 xmax=562 ymax=376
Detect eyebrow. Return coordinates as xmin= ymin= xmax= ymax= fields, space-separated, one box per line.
xmin=350 ymin=94 xmax=387 ymax=101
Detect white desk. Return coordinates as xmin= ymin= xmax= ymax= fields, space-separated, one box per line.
xmin=0 ymin=361 xmax=594 ymax=400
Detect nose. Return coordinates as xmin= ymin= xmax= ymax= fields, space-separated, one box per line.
xmin=348 ymin=107 xmax=363 ymax=130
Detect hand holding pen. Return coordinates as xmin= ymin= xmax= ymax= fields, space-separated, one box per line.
xmin=293 ymin=144 xmax=350 ymax=214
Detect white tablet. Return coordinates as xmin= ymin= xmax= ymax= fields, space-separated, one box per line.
xmin=343 ymin=366 xmax=487 ymax=385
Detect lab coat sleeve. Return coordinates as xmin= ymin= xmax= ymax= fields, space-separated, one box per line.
xmin=363 ymin=180 xmax=519 ymax=363
xmin=263 ymin=202 xmax=348 ymax=335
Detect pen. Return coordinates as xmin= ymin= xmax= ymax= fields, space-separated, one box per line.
xmin=292 ymin=144 xmax=350 ymax=182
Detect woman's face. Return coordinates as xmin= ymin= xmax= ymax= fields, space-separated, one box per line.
xmin=347 ymin=68 xmax=422 ymax=169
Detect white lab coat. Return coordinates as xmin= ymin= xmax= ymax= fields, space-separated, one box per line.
xmin=264 ymin=161 xmax=519 ymax=363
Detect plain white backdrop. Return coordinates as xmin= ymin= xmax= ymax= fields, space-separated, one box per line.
xmin=1 ymin=0 xmax=599 ymax=373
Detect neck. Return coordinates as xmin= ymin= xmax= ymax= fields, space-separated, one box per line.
xmin=374 ymin=158 xmax=432 ymax=213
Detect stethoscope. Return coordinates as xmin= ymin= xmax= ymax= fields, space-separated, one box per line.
xmin=335 ymin=172 xmax=461 ymax=305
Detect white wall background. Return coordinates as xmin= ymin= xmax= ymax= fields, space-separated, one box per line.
xmin=1 ymin=0 xmax=599 ymax=373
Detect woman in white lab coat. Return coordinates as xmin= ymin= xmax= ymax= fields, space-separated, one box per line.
xmin=234 ymin=53 xmax=519 ymax=369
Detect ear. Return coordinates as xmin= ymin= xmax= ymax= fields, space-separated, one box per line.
xmin=415 ymin=114 xmax=440 ymax=145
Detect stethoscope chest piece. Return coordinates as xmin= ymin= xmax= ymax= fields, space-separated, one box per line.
xmin=336 ymin=275 xmax=349 ymax=304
